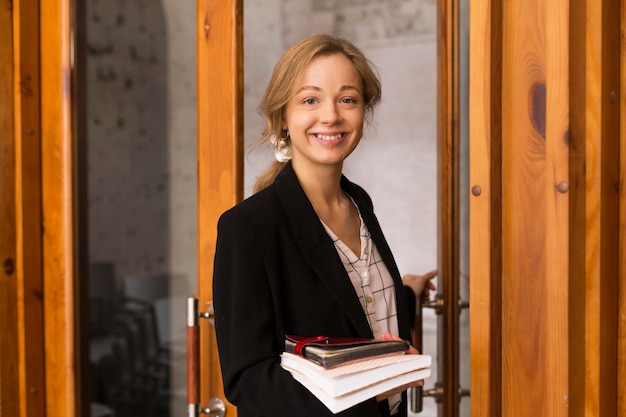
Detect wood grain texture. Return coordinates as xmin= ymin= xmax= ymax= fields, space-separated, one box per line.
xmin=0 ymin=1 xmax=19 ymax=415
xmin=568 ymin=1 xmax=588 ymax=415
xmin=40 ymin=0 xmax=78 ymax=415
xmin=570 ymin=0 xmax=621 ymax=415
xmin=437 ymin=0 xmax=462 ymax=415
xmin=501 ymin=1 xmax=570 ymax=416
xmin=598 ymin=1 xmax=621 ymax=416
xmin=617 ymin=0 xmax=626 ymax=416
xmin=582 ymin=1 xmax=604 ymax=415
xmin=197 ymin=0 xmax=243 ymax=415
xmin=543 ymin=2 xmax=570 ymax=416
xmin=469 ymin=0 xmax=503 ymax=416
xmin=13 ymin=0 xmax=46 ymax=415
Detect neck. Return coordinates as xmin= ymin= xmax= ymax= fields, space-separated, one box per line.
xmin=292 ymin=160 xmax=345 ymax=208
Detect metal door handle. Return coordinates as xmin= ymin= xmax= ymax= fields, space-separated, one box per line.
xmin=188 ymin=398 xmax=226 ymax=417
xmin=410 ymin=294 xmax=470 ymax=413
xmin=411 ymin=295 xmax=443 ymax=413
xmin=187 ymin=297 xmax=225 ymax=417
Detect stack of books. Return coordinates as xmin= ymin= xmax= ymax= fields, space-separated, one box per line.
xmin=280 ymin=335 xmax=432 ymax=414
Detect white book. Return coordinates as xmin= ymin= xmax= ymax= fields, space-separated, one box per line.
xmin=281 ymin=352 xmax=432 ymax=414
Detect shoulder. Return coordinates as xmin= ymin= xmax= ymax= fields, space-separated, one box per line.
xmin=218 ymin=185 xmax=281 ymax=229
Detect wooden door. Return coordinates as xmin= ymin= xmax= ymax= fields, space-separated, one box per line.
xmin=412 ymin=0 xmax=470 ymax=416
xmin=196 ymin=0 xmax=243 ymax=415
xmin=0 ymin=0 xmax=84 ymax=417
xmin=468 ymin=0 xmax=625 ymax=416
xmin=193 ymin=2 xmax=467 ymax=417
xmin=1 ymin=0 xmax=82 ymax=416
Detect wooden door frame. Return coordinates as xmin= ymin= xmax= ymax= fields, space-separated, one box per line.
xmin=195 ymin=1 xmax=467 ymax=416
xmin=196 ymin=0 xmax=243 ymax=415
xmin=1 ymin=0 xmax=83 ymax=416
xmin=437 ymin=0 xmax=463 ymax=415
xmin=40 ymin=0 xmax=85 ymax=414
xmin=2 ymin=0 xmax=58 ymax=416
xmin=468 ymin=0 xmax=503 ymax=414
xmin=1 ymin=2 xmax=22 ymax=414
xmin=621 ymin=1 xmax=626 ymax=414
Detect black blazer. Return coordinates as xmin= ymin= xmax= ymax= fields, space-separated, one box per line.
xmin=212 ymin=162 xmax=414 ymax=417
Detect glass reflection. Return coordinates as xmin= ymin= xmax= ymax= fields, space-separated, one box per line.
xmin=84 ymin=0 xmax=197 ymax=416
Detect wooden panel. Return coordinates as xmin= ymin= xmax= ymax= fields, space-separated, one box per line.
xmin=567 ymin=0 xmax=588 ymax=415
xmin=40 ymin=0 xmax=78 ymax=415
xmin=471 ymin=1 xmax=624 ymax=416
xmin=437 ymin=0 xmax=461 ymax=415
xmin=501 ymin=0 xmax=569 ymax=416
xmin=1 ymin=1 xmax=46 ymax=415
xmin=542 ymin=3 xmax=570 ymax=416
xmin=579 ymin=0 xmax=604 ymax=414
xmin=0 ymin=1 xmax=19 ymax=415
xmin=197 ymin=0 xmax=243 ymax=414
xmin=13 ymin=0 xmax=46 ymax=416
xmin=598 ymin=0 xmax=621 ymax=415
xmin=469 ymin=0 xmax=503 ymax=415
xmin=570 ymin=0 xmax=620 ymax=415
xmin=617 ymin=0 xmax=626 ymax=416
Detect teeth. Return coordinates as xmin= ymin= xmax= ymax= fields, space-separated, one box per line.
xmin=316 ymin=133 xmax=342 ymax=141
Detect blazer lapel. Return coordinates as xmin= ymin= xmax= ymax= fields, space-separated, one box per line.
xmin=273 ymin=164 xmax=373 ymax=338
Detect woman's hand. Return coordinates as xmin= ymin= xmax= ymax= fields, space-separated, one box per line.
xmin=402 ymin=269 xmax=437 ymax=303
xmin=375 ymin=333 xmax=424 ymax=402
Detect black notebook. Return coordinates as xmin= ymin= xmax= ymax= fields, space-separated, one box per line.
xmin=284 ymin=335 xmax=410 ymax=369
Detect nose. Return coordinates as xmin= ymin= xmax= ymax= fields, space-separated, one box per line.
xmin=320 ymin=102 xmax=341 ymax=124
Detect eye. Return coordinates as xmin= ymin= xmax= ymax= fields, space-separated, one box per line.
xmin=340 ymin=97 xmax=358 ymax=104
xmin=303 ymin=97 xmax=317 ymax=105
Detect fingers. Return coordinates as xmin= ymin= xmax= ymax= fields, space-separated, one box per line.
xmin=422 ymin=269 xmax=438 ymax=280
xmin=380 ymin=332 xmax=401 ymax=341
xmin=379 ymin=332 xmax=420 ymax=354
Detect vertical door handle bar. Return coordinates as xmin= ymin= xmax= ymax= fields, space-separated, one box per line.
xmin=188 ymin=297 xmax=201 ymax=417
xmin=187 ymin=297 xmax=225 ymax=417
xmin=411 ymin=295 xmax=445 ymax=413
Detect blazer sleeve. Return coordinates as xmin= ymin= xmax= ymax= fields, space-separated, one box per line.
xmin=212 ymin=208 xmax=384 ymax=417
xmin=404 ymin=285 xmax=417 ymax=327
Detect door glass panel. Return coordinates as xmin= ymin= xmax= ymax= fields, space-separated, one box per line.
xmin=81 ymin=0 xmax=197 ymax=416
xmin=243 ymin=2 xmax=442 ymax=416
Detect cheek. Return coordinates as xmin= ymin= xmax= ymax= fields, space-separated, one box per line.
xmin=352 ymin=116 xmax=364 ymax=134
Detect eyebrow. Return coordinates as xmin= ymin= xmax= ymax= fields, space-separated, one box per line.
xmin=295 ymin=85 xmax=361 ymax=94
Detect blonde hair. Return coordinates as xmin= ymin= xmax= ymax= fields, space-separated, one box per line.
xmin=252 ymin=33 xmax=382 ymax=193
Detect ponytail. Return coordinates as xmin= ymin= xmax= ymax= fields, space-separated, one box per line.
xmin=252 ymin=161 xmax=288 ymax=194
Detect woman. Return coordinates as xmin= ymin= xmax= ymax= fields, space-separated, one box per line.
xmin=213 ymin=33 xmax=436 ymax=417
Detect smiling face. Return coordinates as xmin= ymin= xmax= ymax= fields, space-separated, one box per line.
xmin=282 ymin=53 xmax=365 ymax=172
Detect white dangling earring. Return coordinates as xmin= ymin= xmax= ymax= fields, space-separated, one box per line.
xmin=269 ymin=130 xmax=292 ymax=163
